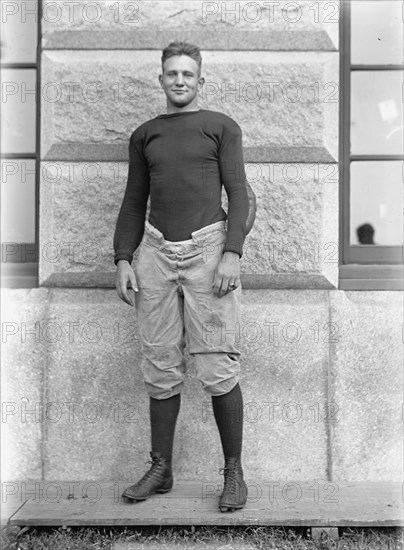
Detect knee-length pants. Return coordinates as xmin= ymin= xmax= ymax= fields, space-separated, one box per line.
xmin=134 ymin=220 xmax=242 ymax=399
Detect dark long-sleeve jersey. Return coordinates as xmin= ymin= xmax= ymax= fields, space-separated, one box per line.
xmin=113 ymin=109 xmax=249 ymax=265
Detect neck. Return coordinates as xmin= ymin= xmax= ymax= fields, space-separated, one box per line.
xmin=166 ymin=99 xmax=199 ymax=115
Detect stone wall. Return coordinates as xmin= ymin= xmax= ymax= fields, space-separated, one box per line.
xmin=2 ymin=289 xmax=402 ymax=482
xmin=39 ymin=0 xmax=339 ymax=288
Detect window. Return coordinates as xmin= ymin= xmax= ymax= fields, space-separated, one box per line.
xmin=1 ymin=0 xmax=41 ymax=287
xmin=339 ymin=0 xmax=404 ymax=289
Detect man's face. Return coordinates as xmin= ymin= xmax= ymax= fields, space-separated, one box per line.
xmin=159 ymin=55 xmax=204 ymax=109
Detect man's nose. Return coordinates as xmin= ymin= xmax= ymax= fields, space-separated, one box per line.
xmin=175 ymin=73 xmax=185 ymax=85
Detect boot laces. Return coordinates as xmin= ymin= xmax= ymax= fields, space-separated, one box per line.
xmin=135 ymin=458 xmax=161 ymax=487
xmin=219 ymin=464 xmax=239 ymax=494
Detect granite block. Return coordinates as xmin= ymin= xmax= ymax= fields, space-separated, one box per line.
xmin=329 ymin=291 xmax=403 ymax=481
xmin=41 ymin=50 xmax=339 ymax=162
xmin=1 ymin=289 xmax=49 ymax=480
xmin=39 ymin=162 xmax=338 ymax=289
xmin=42 ymin=288 xmax=329 ymax=481
xmin=42 ymin=0 xmax=339 ymax=51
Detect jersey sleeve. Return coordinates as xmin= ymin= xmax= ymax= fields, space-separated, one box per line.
xmin=113 ymin=129 xmax=150 ymax=265
xmin=218 ymin=117 xmax=249 ymax=257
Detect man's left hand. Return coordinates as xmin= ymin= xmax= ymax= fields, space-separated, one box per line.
xmin=212 ymin=251 xmax=241 ymax=298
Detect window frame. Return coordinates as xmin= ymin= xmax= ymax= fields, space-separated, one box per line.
xmin=0 ymin=0 xmax=42 ymax=288
xmin=338 ymin=0 xmax=404 ymax=290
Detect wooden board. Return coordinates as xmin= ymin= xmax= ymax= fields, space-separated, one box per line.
xmin=5 ymin=481 xmax=403 ymax=527
xmin=1 ymin=494 xmax=28 ymax=526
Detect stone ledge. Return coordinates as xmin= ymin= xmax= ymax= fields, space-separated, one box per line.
xmin=43 ymin=28 xmax=338 ymax=52
xmin=43 ymin=144 xmax=338 ymax=163
xmin=38 ymin=272 xmax=338 ymax=290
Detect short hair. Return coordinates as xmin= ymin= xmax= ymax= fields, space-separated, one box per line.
xmin=357 ymin=223 xmax=375 ymax=245
xmin=161 ymin=41 xmax=202 ymax=74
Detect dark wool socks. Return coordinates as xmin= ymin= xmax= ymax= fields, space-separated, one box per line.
xmin=149 ymin=393 xmax=181 ymax=458
xmin=149 ymin=384 xmax=244 ymax=461
xmin=211 ymin=382 xmax=244 ymax=459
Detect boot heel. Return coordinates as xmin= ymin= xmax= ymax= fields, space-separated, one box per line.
xmin=156 ymin=478 xmax=173 ymax=493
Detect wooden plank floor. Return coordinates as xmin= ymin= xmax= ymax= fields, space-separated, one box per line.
xmin=4 ymin=481 xmax=403 ymax=527
xmin=1 ymin=494 xmax=27 ymax=527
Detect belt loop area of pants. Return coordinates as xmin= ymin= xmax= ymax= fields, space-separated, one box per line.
xmin=144 ymin=220 xmax=165 ymax=248
xmin=192 ymin=221 xmax=226 ymax=249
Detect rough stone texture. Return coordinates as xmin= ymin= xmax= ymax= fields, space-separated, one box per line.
xmin=238 ymin=289 xmax=330 ymax=481
xmin=329 ymin=291 xmax=403 ymax=481
xmin=113 ymin=543 xmax=256 ymax=550
xmin=42 ymin=1 xmax=339 ymax=51
xmin=3 ymin=288 xmax=402 ymax=482
xmin=42 ymin=288 xmax=328 ymax=480
xmin=39 ymin=163 xmax=338 ymax=288
xmin=41 ymin=50 xmax=339 ymax=162
xmin=240 ymin=163 xmax=338 ymax=288
xmin=42 ymin=289 xmax=150 ymax=480
xmin=113 ymin=545 xmax=255 ymax=550
xmin=38 ymin=161 xmax=125 ymax=285
xmin=1 ymin=289 xmax=49 ymax=481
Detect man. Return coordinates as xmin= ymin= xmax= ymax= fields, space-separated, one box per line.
xmin=113 ymin=41 xmax=253 ymax=512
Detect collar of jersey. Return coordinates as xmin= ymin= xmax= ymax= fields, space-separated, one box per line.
xmin=156 ymin=109 xmax=205 ymax=119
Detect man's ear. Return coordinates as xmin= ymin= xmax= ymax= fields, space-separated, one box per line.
xmin=158 ymin=74 xmax=164 ymax=88
xmin=198 ymin=76 xmax=205 ymax=89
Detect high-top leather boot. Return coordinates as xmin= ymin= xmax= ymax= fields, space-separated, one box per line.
xmin=122 ymin=451 xmax=173 ymax=502
xmin=218 ymin=457 xmax=248 ymax=512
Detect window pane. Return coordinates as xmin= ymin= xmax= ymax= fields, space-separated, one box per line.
xmin=1 ymin=159 xmax=36 ymax=246
xmin=0 ymin=69 xmax=36 ymax=154
xmin=351 ymin=1 xmax=403 ymax=65
xmin=350 ymin=161 xmax=403 ymax=245
xmin=0 ymin=0 xmax=38 ymax=63
xmin=351 ymin=71 xmax=403 ymax=155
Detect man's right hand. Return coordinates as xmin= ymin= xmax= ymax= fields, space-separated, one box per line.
xmin=115 ymin=260 xmax=138 ymax=306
